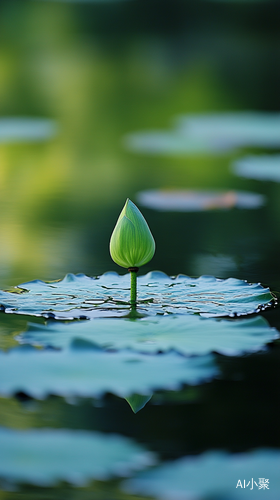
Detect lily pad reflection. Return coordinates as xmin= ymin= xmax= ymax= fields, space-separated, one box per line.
xmin=232 ymin=155 xmax=280 ymax=182
xmin=0 ymin=427 xmax=155 ymax=487
xmin=19 ymin=315 xmax=278 ymax=356
xmin=137 ymin=189 xmax=265 ymax=211
xmin=0 ymin=348 xmax=218 ymax=399
xmin=123 ymin=449 xmax=280 ymax=500
xmin=0 ymin=272 xmax=274 ymax=319
xmin=0 ymin=118 xmax=58 ymax=143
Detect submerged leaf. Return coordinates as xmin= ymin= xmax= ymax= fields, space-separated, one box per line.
xmin=19 ymin=315 xmax=278 ymax=356
xmin=123 ymin=449 xmax=280 ymax=499
xmin=0 ymin=349 xmax=218 ymax=399
xmin=0 ymin=272 xmax=274 ymax=319
xmin=0 ymin=427 xmax=155 ymax=486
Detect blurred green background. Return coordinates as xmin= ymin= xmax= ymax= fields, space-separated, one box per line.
xmin=0 ymin=0 xmax=279 ymax=288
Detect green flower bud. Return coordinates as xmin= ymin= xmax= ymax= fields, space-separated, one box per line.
xmin=110 ymin=199 xmax=155 ymax=269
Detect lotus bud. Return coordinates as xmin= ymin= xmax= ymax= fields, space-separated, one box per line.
xmin=110 ymin=199 xmax=155 ymax=269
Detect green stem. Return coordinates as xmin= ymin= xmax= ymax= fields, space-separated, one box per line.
xmin=128 ymin=267 xmax=139 ymax=307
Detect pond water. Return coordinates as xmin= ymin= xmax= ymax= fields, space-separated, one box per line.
xmin=0 ymin=1 xmax=280 ymax=499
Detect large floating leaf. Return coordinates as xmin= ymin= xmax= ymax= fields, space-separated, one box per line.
xmin=0 ymin=117 xmax=58 ymax=143
xmin=19 ymin=315 xmax=278 ymax=356
xmin=137 ymin=189 xmax=265 ymax=211
xmin=0 ymin=272 xmax=274 ymax=319
xmin=0 ymin=427 xmax=155 ymax=487
xmin=232 ymin=155 xmax=280 ymax=182
xmin=123 ymin=449 xmax=280 ymax=500
xmin=0 ymin=348 xmax=218 ymax=399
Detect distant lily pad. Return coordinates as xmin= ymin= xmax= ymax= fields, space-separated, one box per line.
xmin=19 ymin=315 xmax=278 ymax=356
xmin=177 ymin=112 xmax=280 ymax=148
xmin=123 ymin=130 xmax=232 ymax=156
xmin=0 ymin=272 xmax=274 ymax=319
xmin=124 ymin=112 xmax=280 ymax=157
xmin=123 ymin=449 xmax=280 ymax=499
xmin=0 ymin=427 xmax=155 ymax=487
xmin=0 ymin=117 xmax=58 ymax=143
xmin=137 ymin=189 xmax=265 ymax=211
xmin=0 ymin=348 xmax=218 ymax=399
xmin=232 ymin=155 xmax=280 ymax=182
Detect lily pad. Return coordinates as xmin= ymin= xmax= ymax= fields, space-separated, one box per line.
xmin=123 ymin=449 xmax=280 ymax=500
xmin=124 ymin=112 xmax=280 ymax=156
xmin=0 ymin=272 xmax=274 ymax=319
xmin=0 ymin=117 xmax=58 ymax=143
xmin=123 ymin=130 xmax=232 ymax=156
xmin=0 ymin=426 xmax=155 ymax=487
xmin=137 ymin=189 xmax=265 ymax=211
xmin=232 ymin=155 xmax=280 ymax=182
xmin=19 ymin=315 xmax=278 ymax=356
xmin=177 ymin=112 xmax=280 ymax=148
xmin=0 ymin=348 xmax=218 ymax=399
